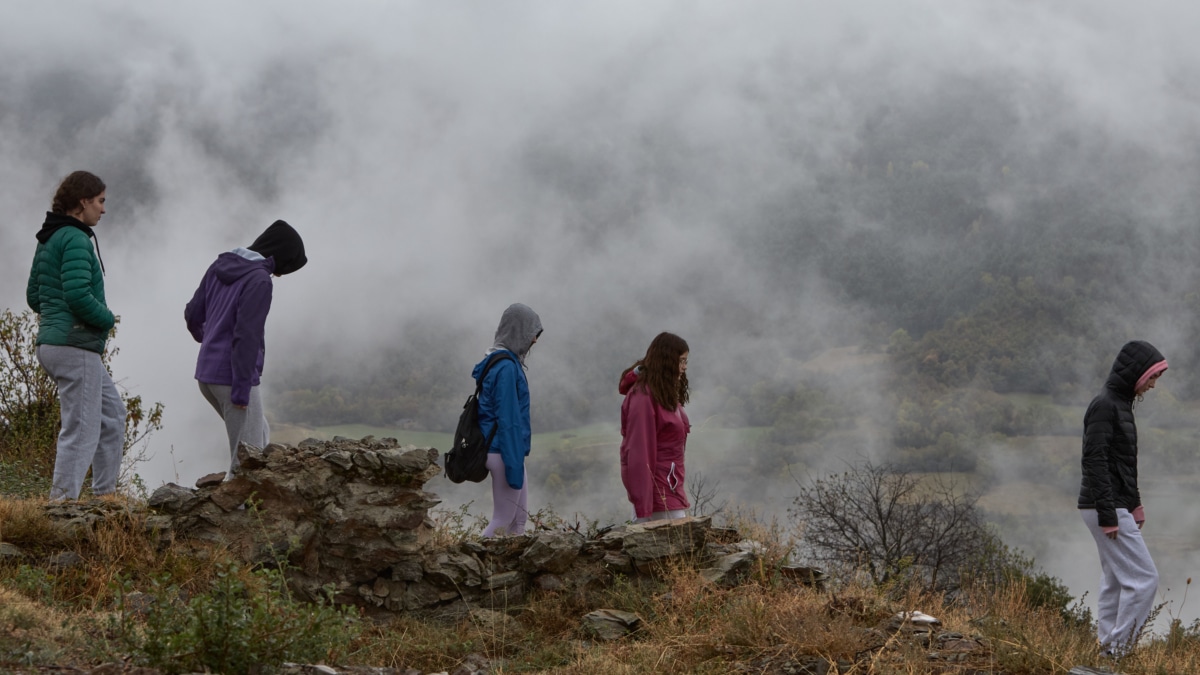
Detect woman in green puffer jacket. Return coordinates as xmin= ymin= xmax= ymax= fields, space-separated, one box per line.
xmin=25 ymin=170 xmax=126 ymax=501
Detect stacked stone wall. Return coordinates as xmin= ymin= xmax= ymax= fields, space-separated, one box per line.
xmin=147 ymin=436 xmax=780 ymax=615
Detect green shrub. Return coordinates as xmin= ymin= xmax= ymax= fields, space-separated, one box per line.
xmin=6 ymin=564 xmax=56 ymax=606
xmin=119 ymin=562 xmax=360 ymax=675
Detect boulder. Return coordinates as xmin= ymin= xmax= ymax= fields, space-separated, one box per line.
xmin=604 ymin=516 xmax=710 ymax=567
xmin=699 ymin=548 xmax=757 ymax=585
xmin=0 ymin=542 xmax=25 ymax=561
xmin=583 ymin=609 xmax=643 ymax=640
xmin=518 ymin=531 xmax=584 ymax=574
xmin=147 ymin=483 xmax=198 ymax=513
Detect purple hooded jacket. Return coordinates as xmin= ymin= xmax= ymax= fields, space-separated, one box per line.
xmin=184 ymin=249 xmax=274 ymax=406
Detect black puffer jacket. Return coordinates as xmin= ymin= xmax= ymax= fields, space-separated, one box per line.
xmin=1077 ymin=340 xmax=1167 ymax=527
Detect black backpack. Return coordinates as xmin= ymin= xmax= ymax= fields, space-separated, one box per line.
xmin=444 ymin=351 xmax=514 ymax=483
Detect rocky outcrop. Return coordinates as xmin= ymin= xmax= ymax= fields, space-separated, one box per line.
xmin=149 ymin=436 xmax=442 ymax=605
xmin=147 ymin=437 xmax=784 ymax=615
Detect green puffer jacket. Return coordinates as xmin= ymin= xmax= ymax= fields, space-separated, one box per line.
xmin=26 ymin=214 xmax=115 ymax=354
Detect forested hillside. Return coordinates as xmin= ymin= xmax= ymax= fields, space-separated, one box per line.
xmin=270 ymin=72 xmax=1200 ymax=478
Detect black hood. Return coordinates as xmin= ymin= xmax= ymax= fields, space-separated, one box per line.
xmin=36 ymin=212 xmax=105 ymax=273
xmin=248 ymin=220 xmax=307 ymax=276
xmin=1105 ymin=340 xmax=1166 ymax=398
xmin=36 ymin=212 xmax=93 ymax=244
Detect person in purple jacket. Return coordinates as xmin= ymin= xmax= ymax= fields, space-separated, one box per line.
xmin=184 ymin=220 xmax=307 ymax=475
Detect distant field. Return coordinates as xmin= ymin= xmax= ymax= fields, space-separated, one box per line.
xmin=284 ymin=422 xmax=769 ymax=462
xmin=300 ymin=424 xmax=453 ymax=451
xmin=284 ymin=420 xmax=1069 ymax=518
xmin=277 ymin=417 xmax=1190 ymax=526
xmin=1000 ymin=392 xmax=1087 ymax=424
xmin=290 ymin=423 xmax=619 ymax=455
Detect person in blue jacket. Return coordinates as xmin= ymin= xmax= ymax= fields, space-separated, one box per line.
xmin=475 ymin=303 xmax=543 ymax=538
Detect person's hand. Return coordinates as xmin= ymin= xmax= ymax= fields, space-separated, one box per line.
xmin=235 ymin=404 xmax=247 ymax=410
xmin=1106 ymin=529 xmax=1119 ymax=540
xmin=1133 ymin=505 xmax=1146 ymax=530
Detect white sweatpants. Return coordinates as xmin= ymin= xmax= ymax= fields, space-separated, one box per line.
xmin=1081 ymin=508 xmax=1159 ymax=652
xmin=38 ymin=345 xmax=126 ymax=500
xmin=633 ymin=509 xmax=687 ymax=524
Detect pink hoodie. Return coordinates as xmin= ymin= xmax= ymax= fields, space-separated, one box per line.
xmin=619 ymin=370 xmax=691 ymax=519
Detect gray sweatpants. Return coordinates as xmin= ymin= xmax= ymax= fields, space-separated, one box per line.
xmin=37 ymin=344 xmax=126 ymax=500
xmin=1081 ymin=508 xmax=1160 ymax=652
xmin=198 ymin=382 xmax=269 ymax=473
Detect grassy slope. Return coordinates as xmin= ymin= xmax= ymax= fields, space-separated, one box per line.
xmin=8 ymin=349 xmax=1200 ymax=671
xmin=4 ymin=492 xmax=1200 ymax=674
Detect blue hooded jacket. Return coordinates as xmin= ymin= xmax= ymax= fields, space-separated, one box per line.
xmin=473 ymin=303 xmax=543 ymax=490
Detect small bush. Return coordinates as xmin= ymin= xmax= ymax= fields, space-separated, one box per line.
xmin=427 ymin=501 xmax=487 ymax=548
xmin=0 ymin=308 xmax=165 ymax=499
xmin=118 ymin=561 xmax=360 ymax=675
xmin=0 ymin=309 xmax=58 ymax=489
xmin=791 ymin=460 xmax=991 ymax=591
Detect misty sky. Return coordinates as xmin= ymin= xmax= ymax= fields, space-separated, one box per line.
xmin=5 ymin=0 xmax=1200 ymax=628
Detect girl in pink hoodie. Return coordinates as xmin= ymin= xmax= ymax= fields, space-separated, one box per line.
xmin=619 ymin=332 xmax=691 ymax=523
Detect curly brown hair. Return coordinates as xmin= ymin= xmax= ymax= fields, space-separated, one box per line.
xmin=51 ymin=171 xmax=106 ymax=215
xmin=620 ymin=332 xmax=690 ymax=410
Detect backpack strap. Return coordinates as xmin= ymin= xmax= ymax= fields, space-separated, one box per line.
xmin=475 ymin=351 xmax=515 ymax=393
xmin=476 ymin=351 xmax=515 ymax=449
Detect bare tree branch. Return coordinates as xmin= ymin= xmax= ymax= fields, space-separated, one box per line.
xmin=790 ymin=459 xmax=990 ymax=591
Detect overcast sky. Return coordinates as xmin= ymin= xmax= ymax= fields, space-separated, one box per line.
xmin=5 ymin=0 xmax=1200 ymax=628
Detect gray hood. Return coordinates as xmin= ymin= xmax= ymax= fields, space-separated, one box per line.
xmin=487 ymin=303 xmax=543 ymax=365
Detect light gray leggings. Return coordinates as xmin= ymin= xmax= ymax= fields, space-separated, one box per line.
xmin=482 ymin=452 xmax=528 ymax=538
xmin=198 ymin=382 xmax=269 ymax=473
xmin=37 ymin=344 xmax=126 ymax=500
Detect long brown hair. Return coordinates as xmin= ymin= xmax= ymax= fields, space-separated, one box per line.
xmin=620 ymin=332 xmax=690 ymax=410
xmin=51 ymin=170 xmax=106 ymax=215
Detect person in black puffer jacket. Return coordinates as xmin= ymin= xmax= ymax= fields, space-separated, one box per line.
xmin=1078 ymin=340 xmax=1167 ymax=656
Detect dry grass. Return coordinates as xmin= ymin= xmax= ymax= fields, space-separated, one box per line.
xmin=8 ymin=495 xmax=1200 ymax=673
xmin=348 ymin=561 xmax=1118 ymax=674
xmin=0 ymin=494 xmax=235 ymax=612
xmin=0 ymin=497 xmax=74 ymax=549
xmin=450 ymin=563 xmax=1200 ymax=674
